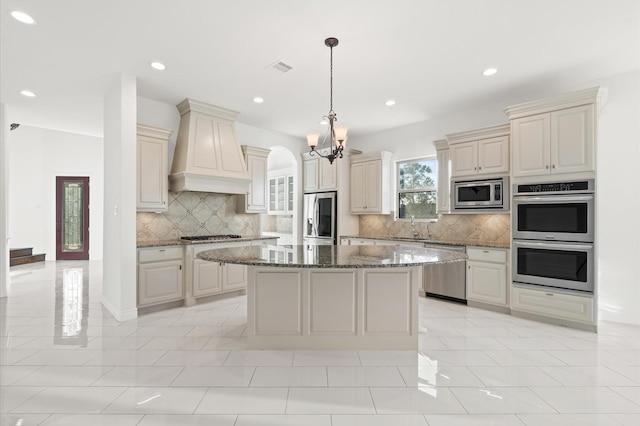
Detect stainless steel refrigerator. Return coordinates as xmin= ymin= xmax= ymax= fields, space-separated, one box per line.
xmin=303 ymin=192 xmax=337 ymax=245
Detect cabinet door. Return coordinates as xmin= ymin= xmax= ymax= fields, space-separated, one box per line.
xmin=551 ymin=104 xmax=594 ymax=174
xmin=512 ymin=114 xmax=551 ymax=177
xmin=246 ymin=154 xmax=268 ymax=212
xmin=450 ymin=141 xmax=478 ymax=177
xmin=466 ymin=261 xmax=507 ymax=306
xmin=137 ymin=136 xmax=168 ymax=211
xmin=478 ymin=136 xmax=509 ymax=175
xmin=192 ymin=259 xmax=222 ymax=297
xmin=350 ymin=162 xmax=367 ymax=212
xmin=364 ymin=160 xmax=382 ymax=211
xmin=319 ymin=157 xmax=337 ymax=190
xmin=436 ymin=149 xmax=450 ymax=213
xmin=303 ymin=159 xmax=319 ymax=192
xmin=222 ymin=263 xmax=247 ymax=291
xmin=138 ymin=260 xmax=183 ymax=306
xmin=287 ymin=175 xmax=294 ymax=213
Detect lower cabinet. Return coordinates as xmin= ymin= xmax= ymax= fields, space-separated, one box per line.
xmin=188 ymin=239 xmax=277 ymax=302
xmin=137 ymin=246 xmax=184 ymax=307
xmin=192 ymin=260 xmax=247 ymax=297
xmin=511 ymin=285 xmax=595 ymax=326
xmin=466 ymin=247 xmax=509 ymax=307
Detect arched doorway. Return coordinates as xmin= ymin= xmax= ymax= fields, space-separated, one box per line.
xmin=264 ymin=146 xmax=299 ymax=245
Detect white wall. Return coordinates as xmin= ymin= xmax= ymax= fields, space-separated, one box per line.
xmin=348 ymin=69 xmax=640 ymax=326
xmin=102 ymin=72 xmax=137 ymax=321
xmin=8 ymin=126 xmax=104 ymax=260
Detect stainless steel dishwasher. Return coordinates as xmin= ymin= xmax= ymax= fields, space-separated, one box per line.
xmin=422 ymin=244 xmax=467 ymax=302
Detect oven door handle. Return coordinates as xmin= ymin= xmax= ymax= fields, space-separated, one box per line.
xmin=513 ymin=195 xmax=593 ymax=202
xmin=515 ymin=240 xmax=593 ymax=250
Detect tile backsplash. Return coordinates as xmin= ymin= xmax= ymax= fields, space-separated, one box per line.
xmin=136 ymin=192 xmax=260 ymax=242
xmin=359 ymin=213 xmax=510 ymax=245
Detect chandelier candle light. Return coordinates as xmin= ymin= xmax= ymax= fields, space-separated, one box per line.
xmin=306 ymin=37 xmax=348 ymax=164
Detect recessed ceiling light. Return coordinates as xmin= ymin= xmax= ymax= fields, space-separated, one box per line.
xmin=385 ymin=100 xmax=396 ymax=106
xmin=150 ymin=61 xmax=166 ymax=71
xmin=253 ymin=97 xmax=264 ymax=104
xmin=11 ymin=11 xmax=36 ymax=24
xmin=482 ymin=67 xmax=498 ymax=76
xmin=20 ymin=90 xmax=36 ymax=97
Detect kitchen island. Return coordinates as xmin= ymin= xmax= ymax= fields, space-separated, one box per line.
xmin=197 ymin=244 xmax=466 ymax=350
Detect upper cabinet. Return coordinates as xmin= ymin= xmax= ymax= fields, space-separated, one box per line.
xmin=434 ymin=140 xmax=450 ymax=214
xmin=350 ymin=151 xmax=392 ymax=214
xmin=136 ymin=124 xmax=172 ymax=212
xmin=505 ymin=87 xmax=606 ymax=180
xmin=237 ymin=146 xmax=270 ymax=213
xmin=267 ymin=169 xmax=294 ymax=215
xmin=302 ymin=150 xmax=337 ymax=192
xmin=510 ymin=104 xmax=594 ymax=178
xmin=447 ymin=124 xmax=510 ymax=179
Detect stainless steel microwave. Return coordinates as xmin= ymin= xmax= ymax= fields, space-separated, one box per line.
xmin=452 ymin=177 xmax=509 ymax=212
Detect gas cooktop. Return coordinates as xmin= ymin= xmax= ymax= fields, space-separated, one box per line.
xmin=181 ymin=234 xmax=242 ymax=242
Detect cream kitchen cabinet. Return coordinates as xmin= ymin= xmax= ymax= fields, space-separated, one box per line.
xmin=511 ymin=285 xmax=595 ymax=329
xmin=192 ymin=259 xmax=247 ymax=297
xmin=303 ymin=152 xmax=337 ymax=192
xmin=446 ymin=124 xmax=510 ymax=179
xmin=511 ymin=104 xmax=594 ymax=177
xmin=238 ymin=146 xmax=270 ymax=213
xmin=350 ymin=151 xmax=392 ymax=214
xmin=185 ymin=239 xmax=277 ymax=304
xmin=505 ymin=87 xmax=605 ymax=179
xmin=268 ymin=169 xmax=294 ymax=215
xmin=449 ymin=134 xmax=509 ymax=178
xmin=137 ymin=246 xmax=183 ymax=307
xmin=136 ymin=124 xmax=172 ymax=212
xmin=466 ymin=247 xmax=508 ymax=308
xmin=434 ymin=139 xmax=450 ymax=214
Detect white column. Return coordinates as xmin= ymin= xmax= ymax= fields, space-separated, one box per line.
xmin=101 ymin=73 xmax=138 ymax=321
xmin=0 ymin=103 xmax=9 ymax=298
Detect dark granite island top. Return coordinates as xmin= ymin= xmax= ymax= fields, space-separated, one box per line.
xmin=196 ymin=244 xmax=468 ymax=268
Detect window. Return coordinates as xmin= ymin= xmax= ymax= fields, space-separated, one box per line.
xmin=397 ymin=157 xmax=437 ymax=220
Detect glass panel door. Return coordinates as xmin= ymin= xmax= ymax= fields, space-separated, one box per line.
xmin=56 ymin=177 xmax=90 ymax=260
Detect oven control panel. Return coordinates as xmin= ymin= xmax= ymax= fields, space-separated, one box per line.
xmin=514 ymin=179 xmax=594 ymax=195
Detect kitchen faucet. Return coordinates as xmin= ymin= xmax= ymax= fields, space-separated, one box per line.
xmin=410 ymin=215 xmax=420 ymax=238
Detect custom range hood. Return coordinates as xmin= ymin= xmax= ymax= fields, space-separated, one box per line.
xmin=169 ymin=98 xmax=250 ymax=194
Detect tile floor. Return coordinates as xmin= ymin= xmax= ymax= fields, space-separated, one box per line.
xmin=1 ymin=260 xmax=639 ymax=425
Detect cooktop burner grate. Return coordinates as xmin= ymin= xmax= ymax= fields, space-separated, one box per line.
xmin=181 ymin=234 xmax=242 ymax=241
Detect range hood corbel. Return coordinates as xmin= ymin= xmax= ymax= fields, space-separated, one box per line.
xmin=169 ymin=98 xmax=250 ymax=194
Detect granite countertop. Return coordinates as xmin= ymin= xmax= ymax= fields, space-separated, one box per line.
xmin=137 ymin=235 xmax=278 ymax=248
xmin=197 ymin=244 xmax=468 ymax=268
xmin=341 ymin=235 xmax=510 ymax=249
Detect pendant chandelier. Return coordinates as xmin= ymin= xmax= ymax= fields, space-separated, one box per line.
xmin=306 ymin=37 xmax=348 ymax=164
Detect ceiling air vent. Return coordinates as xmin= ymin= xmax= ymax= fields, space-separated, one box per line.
xmin=268 ymin=61 xmax=293 ymax=74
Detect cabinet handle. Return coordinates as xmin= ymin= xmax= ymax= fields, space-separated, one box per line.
xmin=545 ymin=165 xmax=550 ymax=169
xmin=468 ymin=265 xmax=471 ymax=269
xmin=552 ymin=164 xmax=556 ymax=169
xmin=478 ymin=166 xmax=482 ymax=170
xmin=483 ymin=250 xmax=489 ymax=253
xmin=474 ymin=167 xmax=477 ymax=170
xmin=546 ymin=293 xmax=554 ymax=296
xmin=159 ymin=249 xmax=165 ymax=252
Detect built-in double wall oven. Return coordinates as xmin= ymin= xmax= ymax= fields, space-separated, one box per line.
xmin=512 ymin=180 xmax=595 ymax=293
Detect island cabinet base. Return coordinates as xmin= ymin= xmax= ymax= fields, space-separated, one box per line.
xmin=246 ymin=266 xmax=421 ymax=350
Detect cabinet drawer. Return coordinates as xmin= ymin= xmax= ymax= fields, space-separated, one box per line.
xmin=467 ymin=247 xmax=507 ymax=263
xmin=511 ymin=285 xmax=595 ymax=324
xmin=138 ymin=247 xmax=183 ymax=263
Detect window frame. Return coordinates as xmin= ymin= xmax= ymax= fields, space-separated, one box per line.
xmin=396 ymin=156 xmax=438 ymax=222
